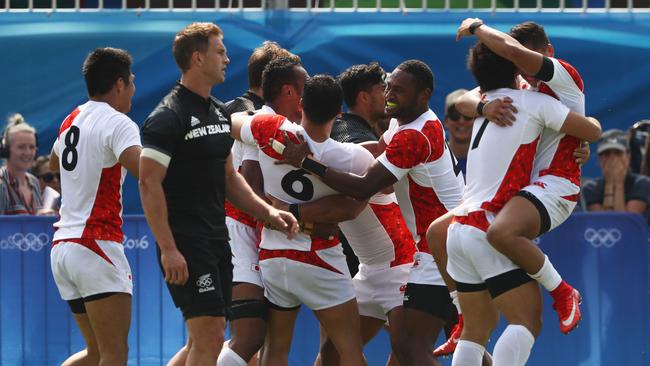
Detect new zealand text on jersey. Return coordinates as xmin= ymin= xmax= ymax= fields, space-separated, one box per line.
xmin=184 ymin=124 xmax=231 ymax=140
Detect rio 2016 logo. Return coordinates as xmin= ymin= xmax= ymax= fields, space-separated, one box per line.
xmin=0 ymin=233 xmax=150 ymax=251
xmin=122 ymin=235 xmax=149 ymax=250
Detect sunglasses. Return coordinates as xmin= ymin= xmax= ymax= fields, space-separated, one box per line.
xmin=447 ymin=106 xmax=473 ymax=121
xmin=39 ymin=172 xmax=60 ymax=182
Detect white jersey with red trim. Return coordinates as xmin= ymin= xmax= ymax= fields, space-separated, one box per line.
xmin=460 ymin=88 xmax=570 ymax=215
xmin=53 ymin=101 xmax=141 ymax=243
xmin=240 ymin=114 xmax=375 ymax=251
xmin=529 ymin=57 xmax=586 ymax=196
xmin=225 ymin=105 xmax=276 ymax=228
xmin=339 ymin=192 xmax=416 ymax=268
xmin=376 ymin=109 xmax=464 ymax=251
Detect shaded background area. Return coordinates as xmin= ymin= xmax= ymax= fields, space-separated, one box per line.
xmin=1 ymin=11 xmax=650 ymax=214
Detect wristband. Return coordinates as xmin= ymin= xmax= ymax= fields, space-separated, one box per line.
xmin=476 ymin=101 xmax=486 ymax=117
xmin=469 ymin=21 xmax=484 ymax=35
xmin=289 ymin=203 xmax=301 ymax=221
xmin=301 ymin=156 xmax=328 ymax=177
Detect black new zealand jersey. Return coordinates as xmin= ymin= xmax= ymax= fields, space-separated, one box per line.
xmin=330 ymin=113 xmax=378 ymax=144
xmin=143 ymin=83 xmax=234 ymax=240
xmin=225 ymin=90 xmax=265 ymax=115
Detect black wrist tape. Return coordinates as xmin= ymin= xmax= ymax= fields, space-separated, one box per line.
xmin=301 ymin=157 xmax=328 ymax=177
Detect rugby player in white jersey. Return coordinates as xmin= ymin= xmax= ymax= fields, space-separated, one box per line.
xmin=231 ymin=75 xmax=368 ymax=366
xmin=431 ymin=19 xmax=594 ymax=357
xmin=446 ymin=41 xmax=600 ymax=366
xmin=455 ymin=19 xmax=592 ymax=335
xmin=49 ymin=47 xmax=142 ymax=366
xmin=275 ymin=60 xmax=465 ymax=366
xmin=220 ymin=54 xmax=305 ymax=366
xmin=270 ymin=63 xmax=415 ymax=366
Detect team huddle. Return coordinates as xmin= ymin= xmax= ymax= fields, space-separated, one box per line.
xmin=47 ymin=17 xmax=601 ymax=366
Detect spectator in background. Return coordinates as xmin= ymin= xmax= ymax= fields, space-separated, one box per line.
xmin=0 ymin=113 xmax=43 ymax=215
xmin=32 ymin=155 xmax=61 ymax=193
xmin=443 ymin=88 xmax=473 ymax=175
xmin=583 ymin=129 xmax=650 ymax=222
xmin=31 ymin=155 xmax=61 ymax=214
xmin=628 ymin=120 xmax=650 ymax=175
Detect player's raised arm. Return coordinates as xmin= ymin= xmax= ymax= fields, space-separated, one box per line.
xmin=457 ymin=18 xmax=545 ymax=77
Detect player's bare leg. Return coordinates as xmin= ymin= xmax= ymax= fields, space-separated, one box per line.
xmin=314 ymin=298 xmax=367 ymax=366
xmin=453 ymin=290 xmax=498 ymax=366
xmin=260 ymin=307 xmax=299 ymax=366
xmin=487 ymin=196 xmax=582 ymax=334
xmin=318 ymin=307 xmax=403 ymax=366
xmin=167 ymin=339 xmax=189 ymax=366
xmin=62 ymin=313 xmax=100 ymax=366
xmin=426 ymin=212 xmax=464 ymax=358
xmin=398 ymin=307 xmax=444 ymax=366
xmin=223 ymin=283 xmax=267 ymax=364
xmin=184 ymin=316 xmax=226 ymax=366
xmin=84 ymin=293 xmax=131 ymax=366
xmin=490 ymin=281 xmax=543 ymax=366
xmin=427 ymin=212 xmax=456 ymax=292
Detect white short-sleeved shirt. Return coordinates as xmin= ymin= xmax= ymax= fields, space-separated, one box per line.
xmin=459 ymin=88 xmax=570 ymax=216
xmin=240 ymin=114 xmax=375 ymax=251
xmin=339 ymin=192 xmax=415 ymax=268
xmin=225 ymin=105 xmax=277 ymax=228
xmin=528 ymin=57 xmax=586 ymax=195
xmin=376 ymin=109 xmax=464 ymax=251
xmin=53 ymin=101 xmax=141 ymax=243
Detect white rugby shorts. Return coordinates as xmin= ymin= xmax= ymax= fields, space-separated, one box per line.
xmin=51 ymin=239 xmax=132 ymax=300
xmin=353 ymin=263 xmax=410 ymax=321
xmin=227 ymin=217 xmax=263 ymax=287
xmin=259 ymin=245 xmax=355 ymax=311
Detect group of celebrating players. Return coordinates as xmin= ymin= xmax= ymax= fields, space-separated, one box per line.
xmin=47 ymin=15 xmax=601 ymax=366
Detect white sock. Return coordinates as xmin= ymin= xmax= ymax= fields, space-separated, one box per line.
xmin=492 ymin=325 xmax=535 ymax=366
xmin=217 ymin=347 xmax=247 ymax=366
xmin=528 ymin=255 xmax=562 ymax=292
xmin=450 ymin=290 xmax=462 ymax=315
xmin=451 ymin=340 xmax=485 ymax=366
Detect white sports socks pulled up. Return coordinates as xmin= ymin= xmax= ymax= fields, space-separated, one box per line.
xmin=451 ymin=340 xmax=485 ymax=366
xmin=492 ymin=324 xmax=535 ymax=366
xmin=529 ymin=255 xmax=562 ymax=292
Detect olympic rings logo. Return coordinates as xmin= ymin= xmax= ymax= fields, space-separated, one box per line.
xmin=584 ymin=228 xmax=622 ymax=248
xmin=196 ymin=274 xmax=213 ymax=288
xmin=122 ymin=235 xmax=149 ymax=250
xmin=0 ymin=233 xmax=50 ymax=252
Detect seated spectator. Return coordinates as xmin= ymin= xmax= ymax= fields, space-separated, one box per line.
xmin=583 ymin=129 xmax=650 ymax=222
xmin=0 ymin=114 xmax=43 ymax=215
xmin=443 ymin=88 xmax=472 ymax=175
xmin=32 ymin=155 xmax=60 ymax=193
xmin=31 ymin=155 xmax=61 ymax=213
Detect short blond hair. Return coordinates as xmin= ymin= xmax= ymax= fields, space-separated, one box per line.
xmin=248 ymin=41 xmax=300 ymax=89
xmin=173 ymin=22 xmax=223 ymax=72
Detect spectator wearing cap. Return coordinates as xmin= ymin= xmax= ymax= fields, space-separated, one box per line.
xmin=443 ymin=88 xmax=473 ymax=175
xmin=583 ymin=129 xmax=650 ymax=221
